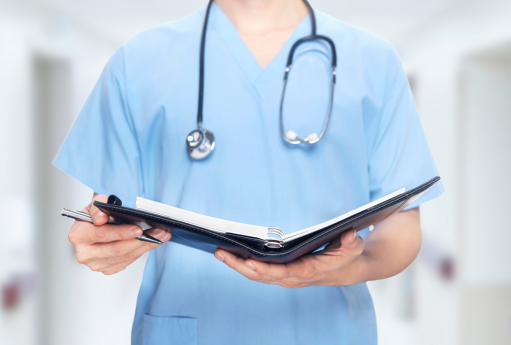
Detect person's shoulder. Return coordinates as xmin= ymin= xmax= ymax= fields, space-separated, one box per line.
xmin=316 ymin=11 xmax=396 ymax=61
xmin=108 ymin=7 xmax=204 ymax=70
xmin=127 ymin=9 xmax=203 ymax=49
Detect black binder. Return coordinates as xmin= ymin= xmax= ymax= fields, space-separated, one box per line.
xmin=90 ymin=177 xmax=440 ymax=263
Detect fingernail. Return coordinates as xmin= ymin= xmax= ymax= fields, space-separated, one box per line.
xmin=215 ymin=252 xmax=225 ymax=262
xmin=153 ymin=230 xmax=166 ymax=240
xmin=130 ymin=227 xmax=143 ymax=237
xmin=245 ymin=261 xmax=256 ymax=270
xmin=93 ymin=212 xmax=104 ymax=223
xmin=349 ymin=230 xmax=357 ymax=243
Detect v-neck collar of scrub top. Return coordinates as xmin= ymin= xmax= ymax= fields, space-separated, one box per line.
xmin=208 ymin=2 xmax=329 ymax=100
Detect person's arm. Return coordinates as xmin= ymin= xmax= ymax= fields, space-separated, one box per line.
xmin=68 ymin=193 xmax=171 ymax=275
xmin=214 ymin=208 xmax=421 ymax=288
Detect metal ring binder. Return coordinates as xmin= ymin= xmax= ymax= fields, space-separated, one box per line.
xmin=265 ymin=227 xmax=285 ymax=249
xmin=267 ymin=227 xmax=285 ymax=239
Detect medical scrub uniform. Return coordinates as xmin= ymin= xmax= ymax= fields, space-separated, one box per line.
xmin=54 ymin=3 xmax=443 ymax=344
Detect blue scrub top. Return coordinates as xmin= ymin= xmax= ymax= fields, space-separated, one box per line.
xmin=54 ymin=4 xmax=443 ymax=345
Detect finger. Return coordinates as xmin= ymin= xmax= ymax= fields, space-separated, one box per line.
xmin=340 ymin=230 xmax=364 ymax=253
xmin=91 ymin=256 xmax=139 ymax=275
xmin=90 ymin=229 xmax=170 ymax=259
xmin=144 ymin=228 xmax=172 ymax=240
xmin=83 ymin=231 xmax=171 ymax=268
xmin=76 ymin=223 xmax=143 ymax=244
xmin=244 ymin=259 xmax=293 ymax=280
xmin=214 ymin=249 xmax=277 ymax=284
xmin=322 ymin=230 xmax=364 ymax=258
xmin=102 ymin=257 xmax=139 ymax=275
xmin=247 ymin=256 xmax=318 ymax=282
xmin=90 ymin=232 xmax=156 ymax=259
xmin=87 ymin=256 xmax=138 ymax=273
xmin=85 ymin=194 xmax=109 ymax=225
xmin=322 ymin=230 xmax=362 ymax=253
xmin=103 ymin=231 xmax=170 ymax=266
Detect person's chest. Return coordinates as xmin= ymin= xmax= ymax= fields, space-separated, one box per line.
xmin=121 ymin=24 xmax=380 ymax=232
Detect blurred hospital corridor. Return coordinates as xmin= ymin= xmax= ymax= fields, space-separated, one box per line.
xmin=1 ymin=0 xmax=511 ymax=344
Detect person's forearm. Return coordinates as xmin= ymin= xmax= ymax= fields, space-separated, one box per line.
xmin=355 ymin=208 xmax=422 ymax=282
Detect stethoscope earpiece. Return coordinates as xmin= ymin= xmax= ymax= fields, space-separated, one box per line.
xmin=285 ymin=130 xmax=320 ymax=144
xmin=186 ymin=129 xmax=215 ymax=160
xmin=286 ymin=130 xmax=298 ymax=141
xmin=306 ymin=132 xmax=319 ymax=143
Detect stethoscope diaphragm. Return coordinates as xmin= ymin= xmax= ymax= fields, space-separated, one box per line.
xmin=186 ymin=129 xmax=215 ymax=160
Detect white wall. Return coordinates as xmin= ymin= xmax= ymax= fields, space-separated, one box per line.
xmin=397 ymin=1 xmax=511 ymax=344
xmin=0 ymin=7 xmax=149 ymax=345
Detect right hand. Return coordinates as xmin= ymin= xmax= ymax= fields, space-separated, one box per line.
xmin=68 ymin=194 xmax=171 ymax=275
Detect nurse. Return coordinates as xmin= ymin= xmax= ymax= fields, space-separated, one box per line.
xmin=54 ymin=0 xmax=443 ymax=344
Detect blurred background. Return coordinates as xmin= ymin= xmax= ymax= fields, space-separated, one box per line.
xmin=1 ymin=0 xmax=510 ymax=344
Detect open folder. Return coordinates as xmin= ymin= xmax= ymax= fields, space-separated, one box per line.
xmin=78 ymin=176 xmax=440 ymax=263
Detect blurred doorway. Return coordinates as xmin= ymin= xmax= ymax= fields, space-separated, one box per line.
xmin=459 ymin=43 xmax=511 ymax=345
xmin=33 ymin=56 xmax=74 ymax=345
xmin=32 ymin=54 xmax=146 ymax=345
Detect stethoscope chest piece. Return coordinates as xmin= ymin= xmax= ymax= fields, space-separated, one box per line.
xmin=186 ymin=129 xmax=215 ymax=160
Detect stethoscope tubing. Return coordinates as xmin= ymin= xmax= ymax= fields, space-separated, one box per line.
xmin=197 ymin=0 xmax=215 ymax=129
xmin=286 ymin=35 xmax=337 ymax=69
xmin=280 ymin=65 xmax=336 ymax=145
xmin=280 ymin=33 xmax=337 ymax=145
xmin=188 ymin=0 xmax=338 ymax=159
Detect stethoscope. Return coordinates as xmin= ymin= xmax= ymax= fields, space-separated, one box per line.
xmin=186 ymin=0 xmax=337 ymax=160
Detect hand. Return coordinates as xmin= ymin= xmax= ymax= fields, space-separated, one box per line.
xmin=214 ymin=208 xmax=422 ymax=288
xmin=68 ymin=194 xmax=171 ymax=275
xmin=214 ymin=229 xmax=366 ymax=288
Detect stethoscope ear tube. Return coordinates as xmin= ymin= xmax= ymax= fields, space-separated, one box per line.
xmin=280 ymin=34 xmax=337 ymax=145
xmin=285 ymin=35 xmax=337 ymax=69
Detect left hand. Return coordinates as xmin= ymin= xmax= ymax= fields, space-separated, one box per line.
xmin=214 ymin=229 xmax=366 ymax=288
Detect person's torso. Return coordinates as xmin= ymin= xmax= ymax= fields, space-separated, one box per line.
xmin=126 ymin=5 xmax=390 ymax=344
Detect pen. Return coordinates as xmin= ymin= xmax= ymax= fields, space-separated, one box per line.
xmin=61 ymin=208 xmax=163 ymax=244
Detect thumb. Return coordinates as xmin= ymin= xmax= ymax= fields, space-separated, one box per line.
xmin=340 ymin=230 xmax=362 ymax=250
xmin=87 ymin=194 xmax=109 ymax=225
xmin=320 ymin=229 xmax=365 ymax=256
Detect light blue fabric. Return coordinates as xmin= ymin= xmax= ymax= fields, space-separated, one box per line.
xmin=54 ymin=4 xmax=443 ymax=345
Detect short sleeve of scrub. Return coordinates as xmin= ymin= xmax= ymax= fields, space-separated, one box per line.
xmin=365 ymin=46 xmax=444 ymax=208
xmin=53 ymin=48 xmax=143 ymax=207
